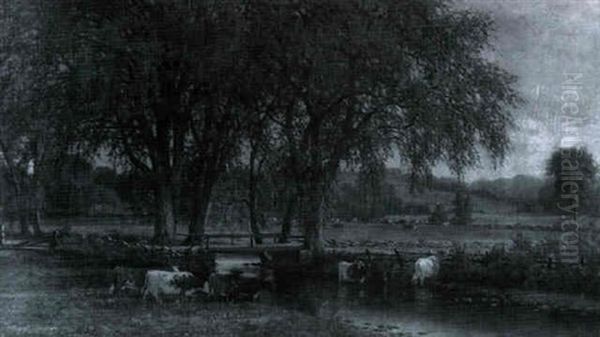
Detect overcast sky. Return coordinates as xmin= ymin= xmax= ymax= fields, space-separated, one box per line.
xmin=406 ymin=0 xmax=600 ymax=181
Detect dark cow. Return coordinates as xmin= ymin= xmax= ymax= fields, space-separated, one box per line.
xmin=207 ymin=252 xmax=275 ymax=301
xmin=109 ymin=266 xmax=147 ymax=296
xmin=338 ymin=260 xmax=367 ymax=284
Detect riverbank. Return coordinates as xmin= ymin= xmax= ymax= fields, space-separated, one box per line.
xmin=326 ymin=244 xmax=600 ymax=320
xmin=442 ymin=285 xmax=600 ymax=317
xmin=6 ymin=249 xmax=600 ymax=336
xmin=0 ymin=249 xmax=371 ymax=337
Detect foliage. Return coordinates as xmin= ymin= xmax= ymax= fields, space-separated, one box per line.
xmin=470 ymin=175 xmax=546 ymax=212
xmin=12 ymin=0 xmax=522 ymax=248
xmin=241 ymin=0 xmax=521 ymax=252
xmin=428 ymin=203 xmax=447 ymax=225
xmin=0 ymin=0 xmax=83 ymax=234
xmin=545 ymin=147 xmax=598 ymax=214
xmin=452 ymin=184 xmax=472 ymax=225
xmin=439 ymin=237 xmax=600 ymax=296
xmin=333 ymin=181 xmax=403 ymax=220
xmin=44 ymin=0 xmax=258 ymax=241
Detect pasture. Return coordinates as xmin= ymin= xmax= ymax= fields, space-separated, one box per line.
xmin=0 ymin=251 xmax=364 ymax=337
xmin=24 ymin=212 xmax=594 ymax=255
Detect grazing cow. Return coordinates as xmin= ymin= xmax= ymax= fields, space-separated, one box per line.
xmin=109 ymin=266 xmax=147 ymax=296
xmin=412 ymin=255 xmax=440 ymax=286
xmin=383 ymin=249 xmax=405 ymax=285
xmin=338 ymin=260 xmax=367 ymax=284
xmin=207 ymin=272 xmax=239 ymax=300
xmin=142 ymin=269 xmax=199 ymax=301
xmin=207 ymin=267 xmax=273 ymax=301
xmin=361 ymin=249 xmax=405 ymax=294
xmin=206 ymin=253 xmax=273 ymax=301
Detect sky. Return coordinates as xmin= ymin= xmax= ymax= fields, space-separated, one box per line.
xmin=404 ymin=0 xmax=600 ymax=181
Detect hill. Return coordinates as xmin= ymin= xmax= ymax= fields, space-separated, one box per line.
xmin=333 ymin=169 xmax=545 ymax=219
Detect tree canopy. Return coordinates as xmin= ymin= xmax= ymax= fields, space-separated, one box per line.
xmin=1 ymin=0 xmax=523 ymax=253
xmin=545 ymin=147 xmax=598 ymax=215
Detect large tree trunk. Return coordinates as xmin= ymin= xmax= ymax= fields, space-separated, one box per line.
xmin=188 ymin=184 xmax=212 ymax=244
xmin=154 ymin=182 xmax=176 ymax=244
xmin=247 ymin=147 xmax=263 ymax=244
xmin=31 ymin=183 xmax=44 ymax=236
xmin=16 ymin=191 xmax=30 ymax=236
xmin=248 ymin=204 xmax=263 ymax=244
xmin=18 ymin=211 xmax=30 ymax=236
xmin=301 ymin=185 xmax=325 ymax=257
xmin=279 ymin=189 xmax=296 ymax=243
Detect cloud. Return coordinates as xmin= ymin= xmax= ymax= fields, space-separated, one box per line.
xmin=449 ymin=0 xmax=600 ymax=181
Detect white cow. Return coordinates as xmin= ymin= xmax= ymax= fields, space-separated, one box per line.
xmin=338 ymin=260 xmax=367 ymax=284
xmin=412 ymin=255 xmax=439 ymax=286
xmin=142 ymin=269 xmax=198 ymax=301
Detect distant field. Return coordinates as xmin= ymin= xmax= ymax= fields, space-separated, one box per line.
xmin=324 ymin=220 xmax=558 ymax=247
xmin=470 ymin=213 xmax=562 ymax=226
xmin=14 ymin=213 xmax=587 ymax=251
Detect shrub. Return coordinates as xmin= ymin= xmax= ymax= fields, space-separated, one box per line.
xmin=428 ymin=204 xmax=447 ymax=226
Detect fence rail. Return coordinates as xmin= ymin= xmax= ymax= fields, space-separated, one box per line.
xmin=176 ymin=232 xmax=305 ymax=249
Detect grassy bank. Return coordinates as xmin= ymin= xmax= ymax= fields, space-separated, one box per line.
xmin=438 ymin=241 xmax=600 ymax=298
xmin=0 ymin=250 xmax=369 ymax=337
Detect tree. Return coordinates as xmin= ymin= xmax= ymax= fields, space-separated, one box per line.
xmin=545 ymin=147 xmax=598 ymax=215
xmin=356 ymin=147 xmax=387 ymax=220
xmin=0 ymin=0 xmax=76 ymax=236
xmin=429 ymin=203 xmax=447 ymax=226
xmin=244 ymin=0 xmax=521 ymax=256
xmin=47 ymin=1 xmax=252 ymax=243
xmin=44 ymin=155 xmax=95 ymax=216
xmin=43 ymin=0 xmax=521 ymax=252
xmin=452 ymin=185 xmax=472 ymax=225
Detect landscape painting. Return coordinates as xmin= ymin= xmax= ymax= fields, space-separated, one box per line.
xmin=1 ymin=0 xmax=600 ymax=336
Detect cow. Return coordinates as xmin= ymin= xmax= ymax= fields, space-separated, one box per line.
xmin=205 ymin=253 xmax=274 ymax=301
xmin=383 ymin=249 xmax=405 ymax=286
xmin=412 ymin=255 xmax=440 ymax=286
xmin=109 ymin=266 xmax=147 ymax=296
xmin=207 ymin=267 xmax=274 ymax=302
xmin=142 ymin=269 xmax=201 ymax=302
xmin=338 ymin=259 xmax=367 ymax=284
xmin=207 ymin=272 xmax=238 ymax=301
xmin=358 ymin=249 xmax=406 ymax=295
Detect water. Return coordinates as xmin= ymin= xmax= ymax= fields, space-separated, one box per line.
xmin=275 ymin=274 xmax=600 ymax=336
xmin=1 ymin=250 xmax=600 ymax=336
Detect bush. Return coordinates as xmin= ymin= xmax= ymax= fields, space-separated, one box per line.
xmin=452 ymin=186 xmax=472 ymax=225
xmin=428 ymin=204 xmax=447 ymax=226
xmin=440 ymin=242 xmax=536 ymax=289
xmin=437 ymin=238 xmax=600 ymax=297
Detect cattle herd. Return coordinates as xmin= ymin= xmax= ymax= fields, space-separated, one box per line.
xmin=109 ymin=253 xmax=276 ymax=302
xmin=108 ymin=251 xmax=440 ymax=302
xmin=49 ymin=228 xmax=442 ymax=301
xmin=337 ymin=249 xmax=441 ymax=289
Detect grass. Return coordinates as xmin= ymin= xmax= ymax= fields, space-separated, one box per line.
xmin=15 ymin=212 xmax=574 ymax=252
xmin=436 ymin=241 xmax=600 ymax=297
xmin=0 ymin=251 xmax=371 ymax=337
xmin=323 ymin=213 xmax=566 ymax=249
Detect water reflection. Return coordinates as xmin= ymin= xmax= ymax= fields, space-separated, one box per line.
xmin=276 ymin=277 xmax=600 ymax=336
